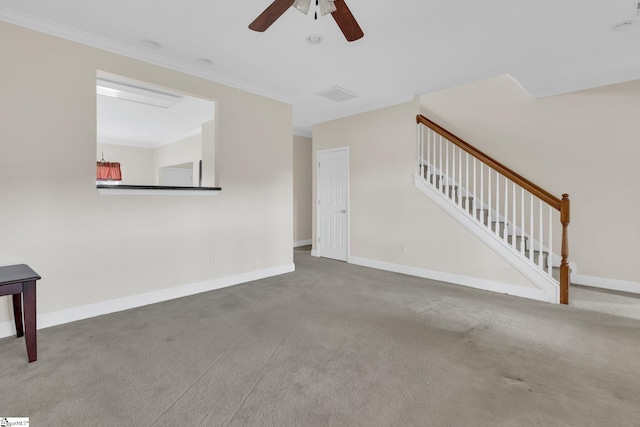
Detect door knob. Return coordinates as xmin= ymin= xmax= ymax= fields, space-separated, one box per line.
xmin=340 ymin=210 xmax=346 ymax=213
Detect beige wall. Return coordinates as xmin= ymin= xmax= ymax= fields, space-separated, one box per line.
xmin=0 ymin=22 xmax=293 ymax=324
xmin=293 ymin=135 xmax=312 ymax=244
xmin=99 ymin=132 xmax=205 ymax=187
xmin=97 ymin=143 xmax=154 ymax=185
xmin=420 ymin=74 xmax=640 ymax=284
xmin=201 ymin=119 xmax=216 ymax=187
xmin=312 ymin=99 xmax=538 ymax=290
xmin=153 ymin=133 xmax=203 ymax=186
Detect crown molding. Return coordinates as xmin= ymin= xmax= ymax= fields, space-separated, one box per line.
xmin=0 ymin=8 xmax=296 ymax=105
xmin=310 ymin=93 xmax=416 ymax=127
xmin=523 ymin=68 xmax=640 ymax=99
xmin=293 ymin=127 xmax=313 ymax=138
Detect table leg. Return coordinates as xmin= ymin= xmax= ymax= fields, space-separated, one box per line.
xmin=22 ymin=281 xmax=37 ymax=363
xmin=13 ymin=293 xmax=24 ymax=338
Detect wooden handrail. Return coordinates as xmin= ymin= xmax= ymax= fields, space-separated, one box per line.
xmin=417 ymin=114 xmax=561 ymax=211
xmin=417 ymin=114 xmax=570 ymax=304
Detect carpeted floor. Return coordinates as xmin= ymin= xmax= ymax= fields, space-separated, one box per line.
xmin=1 ymin=247 xmax=639 ymax=426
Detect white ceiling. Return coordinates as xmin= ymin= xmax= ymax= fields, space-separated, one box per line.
xmin=2 ymin=0 xmax=640 ymax=137
xmin=97 ymin=84 xmax=215 ymax=148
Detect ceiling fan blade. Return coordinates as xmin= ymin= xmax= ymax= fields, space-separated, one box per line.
xmin=331 ymin=0 xmax=364 ymax=42
xmin=249 ymin=0 xmax=296 ymax=32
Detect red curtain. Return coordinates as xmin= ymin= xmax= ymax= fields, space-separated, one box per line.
xmin=96 ymin=162 xmax=122 ymax=181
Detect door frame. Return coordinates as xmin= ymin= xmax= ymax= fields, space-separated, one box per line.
xmin=315 ymin=146 xmax=350 ymax=260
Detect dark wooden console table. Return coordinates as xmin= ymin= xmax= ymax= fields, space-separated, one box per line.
xmin=0 ymin=264 xmax=41 ymax=362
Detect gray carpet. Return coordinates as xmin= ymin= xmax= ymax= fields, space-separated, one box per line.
xmin=1 ymin=247 xmax=639 ymax=426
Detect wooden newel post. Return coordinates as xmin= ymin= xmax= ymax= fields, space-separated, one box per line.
xmin=560 ymin=194 xmax=570 ymax=304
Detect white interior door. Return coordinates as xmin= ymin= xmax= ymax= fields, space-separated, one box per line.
xmin=317 ymin=148 xmax=349 ymax=261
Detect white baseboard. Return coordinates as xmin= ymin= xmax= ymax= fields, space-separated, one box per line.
xmin=310 ymin=249 xmax=319 ymax=257
xmin=573 ymin=274 xmax=640 ymax=295
xmin=348 ymin=256 xmax=553 ymax=303
xmin=0 ymin=263 xmax=295 ymax=339
xmin=294 ymin=239 xmax=312 ymax=248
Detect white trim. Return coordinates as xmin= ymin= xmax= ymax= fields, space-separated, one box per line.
xmin=311 ymin=94 xmax=415 ymax=127
xmin=0 ymin=263 xmax=295 ymax=339
xmin=414 ymin=175 xmax=559 ymax=303
xmin=348 ymin=256 xmax=552 ymax=303
xmin=0 ymin=7 xmax=294 ymax=105
xmin=294 ymin=239 xmax=312 ymax=247
xmin=526 ymin=68 xmax=640 ymax=99
xmin=573 ymin=274 xmax=640 ymax=295
xmin=294 ymin=127 xmax=312 ymax=138
xmin=311 ymin=249 xmax=319 ymax=257
xmin=97 ymin=187 xmax=221 ymax=196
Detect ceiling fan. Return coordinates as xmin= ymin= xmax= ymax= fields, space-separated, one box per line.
xmin=249 ymin=0 xmax=364 ymax=42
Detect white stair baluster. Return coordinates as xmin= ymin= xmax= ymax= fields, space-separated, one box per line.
xmin=480 ymin=163 xmax=484 ymax=225
xmin=451 ymin=143 xmax=456 ymax=201
xmin=548 ymin=205 xmax=553 ymax=276
xmin=521 ymin=188 xmax=525 ymax=255
xmin=504 ymin=177 xmax=509 ymax=242
xmin=495 ymin=170 xmax=500 ymax=236
xmin=445 ymin=140 xmax=449 ymax=196
xmin=417 ymin=125 xmax=420 ymax=175
xmin=417 ymin=125 xmax=421 ymax=176
xmin=421 ymin=126 xmax=425 ymax=177
xmin=466 ymin=153 xmax=470 ymax=215
xmin=512 ymin=182 xmax=516 ymax=249
xmin=426 ymin=128 xmax=431 ymax=179
xmin=529 ymin=193 xmax=534 ymax=263
xmin=430 ymin=129 xmax=434 ymax=173
xmin=488 ymin=168 xmax=492 ymax=228
xmin=473 ymin=158 xmax=477 ymax=215
xmin=438 ymin=136 xmax=443 ymax=191
xmin=418 ymin=125 xmax=423 ymax=177
xmin=539 ymin=198 xmax=544 ymax=269
xmin=458 ymin=146 xmax=462 ymax=208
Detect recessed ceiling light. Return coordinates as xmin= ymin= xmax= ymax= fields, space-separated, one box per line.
xmin=613 ymin=21 xmax=633 ymax=32
xmin=141 ymin=39 xmax=163 ymax=50
xmin=306 ymin=34 xmax=324 ymax=44
xmin=196 ymin=58 xmax=214 ymax=66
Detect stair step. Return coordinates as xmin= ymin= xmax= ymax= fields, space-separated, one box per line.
xmin=461 ymin=197 xmax=474 ymax=214
xmin=507 ymin=235 xmax=528 ymax=251
xmin=429 ymin=174 xmax=446 ymax=187
xmin=524 ymin=250 xmax=549 ymax=269
xmin=490 ymin=221 xmax=507 ymax=235
xmin=444 ymin=185 xmax=458 ymax=199
xmin=429 ymin=175 xmax=458 ymax=198
xmin=475 ymin=208 xmax=489 ymax=222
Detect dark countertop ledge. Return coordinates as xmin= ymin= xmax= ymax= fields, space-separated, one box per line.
xmin=97 ymin=185 xmax=222 ymax=195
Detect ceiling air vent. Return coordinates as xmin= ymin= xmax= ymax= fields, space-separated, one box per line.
xmin=315 ymin=86 xmax=359 ymax=102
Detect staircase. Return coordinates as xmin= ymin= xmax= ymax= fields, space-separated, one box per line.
xmin=415 ymin=115 xmax=570 ymax=304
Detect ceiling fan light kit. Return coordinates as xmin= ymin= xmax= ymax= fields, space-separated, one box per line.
xmin=293 ymin=0 xmax=311 ymax=15
xmin=318 ymin=0 xmax=337 ymax=17
xmin=295 ymin=0 xmax=335 ymax=18
xmin=249 ymin=0 xmax=363 ymax=42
